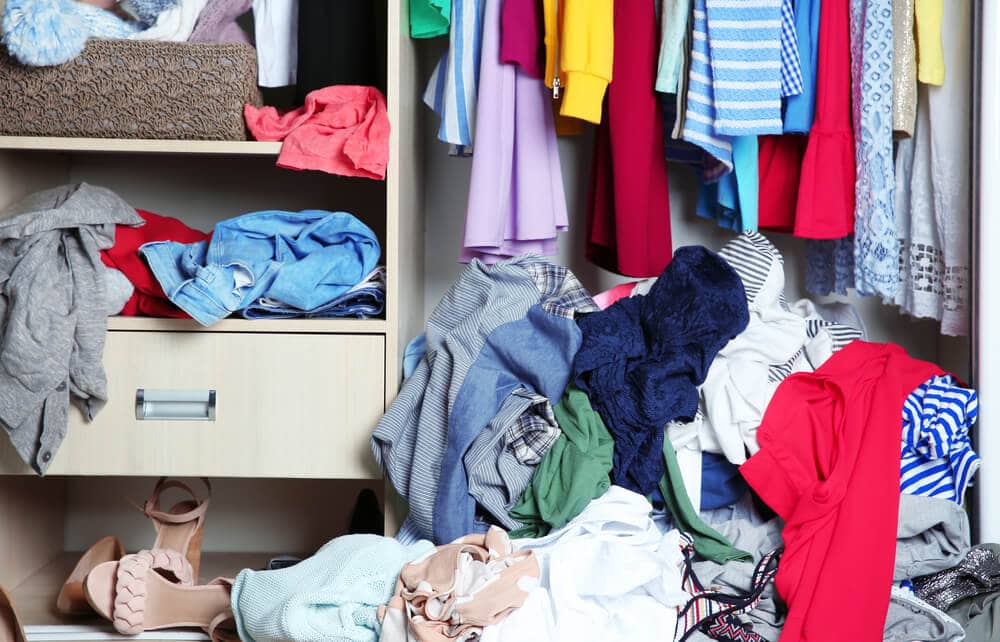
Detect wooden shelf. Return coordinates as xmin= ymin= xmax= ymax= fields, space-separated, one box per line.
xmin=107 ymin=316 xmax=387 ymax=334
xmin=14 ymin=552 xmax=277 ymax=640
xmin=0 ymin=137 xmax=281 ymax=156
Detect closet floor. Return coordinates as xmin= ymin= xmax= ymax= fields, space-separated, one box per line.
xmin=12 ymin=552 xmax=280 ymax=640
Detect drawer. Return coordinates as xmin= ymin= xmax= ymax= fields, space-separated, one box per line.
xmin=0 ymin=331 xmax=385 ymax=477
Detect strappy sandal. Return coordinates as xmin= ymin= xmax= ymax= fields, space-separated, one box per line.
xmin=135 ymin=478 xmax=212 ymax=582
xmin=83 ymin=549 xmax=234 ymax=636
xmin=0 ymin=585 xmax=27 ymax=642
xmin=56 ymin=536 xmax=127 ymax=615
xmin=57 ymin=478 xmax=211 ymax=615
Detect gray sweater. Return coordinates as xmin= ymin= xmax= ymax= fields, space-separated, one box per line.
xmin=0 ymin=183 xmax=142 ymax=473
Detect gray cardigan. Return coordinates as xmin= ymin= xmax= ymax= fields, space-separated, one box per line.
xmin=0 ymin=183 xmax=142 ymax=473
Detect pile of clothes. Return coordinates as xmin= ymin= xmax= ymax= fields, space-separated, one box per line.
xmin=362 ymin=231 xmax=986 ymax=642
xmin=0 ymin=183 xmax=383 ymax=474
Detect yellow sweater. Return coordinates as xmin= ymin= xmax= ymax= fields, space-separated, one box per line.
xmin=543 ymin=0 xmax=614 ymax=125
xmin=915 ymin=0 xmax=944 ymax=85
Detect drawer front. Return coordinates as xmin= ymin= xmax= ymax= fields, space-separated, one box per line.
xmin=0 ymin=331 xmax=386 ymax=477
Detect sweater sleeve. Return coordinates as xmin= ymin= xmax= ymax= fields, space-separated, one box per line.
xmin=915 ymin=0 xmax=944 ymax=85
xmin=558 ymin=0 xmax=613 ymax=124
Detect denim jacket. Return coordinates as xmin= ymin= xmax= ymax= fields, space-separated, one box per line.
xmin=141 ymin=209 xmax=380 ymax=325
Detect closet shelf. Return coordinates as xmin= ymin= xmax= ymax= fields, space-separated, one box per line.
xmin=107 ymin=317 xmax=387 ymax=334
xmin=13 ymin=551 xmax=274 ymax=636
xmin=0 ymin=137 xmax=281 ymax=156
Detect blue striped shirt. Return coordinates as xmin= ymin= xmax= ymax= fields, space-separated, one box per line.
xmin=682 ymin=0 xmax=734 ymax=170
xmin=422 ymin=0 xmax=486 ymax=146
xmin=704 ymin=0 xmax=784 ymax=135
xmin=900 ymin=375 xmax=980 ymax=504
xmin=682 ymin=0 xmax=785 ymax=171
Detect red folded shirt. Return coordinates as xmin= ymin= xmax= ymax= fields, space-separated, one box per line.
xmin=101 ymin=209 xmax=210 ymax=318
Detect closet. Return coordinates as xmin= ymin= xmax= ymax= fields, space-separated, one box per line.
xmin=0 ymin=1 xmax=424 ymax=638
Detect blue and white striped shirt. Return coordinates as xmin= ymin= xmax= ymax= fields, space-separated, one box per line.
xmin=423 ymin=0 xmax=486 ymax=146
xmin=704 ymin=0 xmax=784 ymax=136
xmin=682 ymin=0 xmax=734 ymax=170
xmin=900 ymin=375 xmax=980 ymax=504
xmin=682 ymin=0 xmax=785 ymax=170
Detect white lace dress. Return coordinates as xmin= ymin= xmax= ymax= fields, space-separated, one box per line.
xmin=890 ymin=0 xmax=971 ymax=336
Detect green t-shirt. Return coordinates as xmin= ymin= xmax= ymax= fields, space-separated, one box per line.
xmin=410 ymin=0 xmax=450 ymax=38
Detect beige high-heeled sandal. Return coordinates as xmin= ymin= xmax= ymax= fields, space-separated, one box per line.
xmin=0 ymin=585 xmax=27 ymax=642
xmin=83 ymin=551 xmax=231 ymax=637
xmin=136 ymin=478 xmax=212 ymax=583
xmin=56 ymin=536 xmax=126 ymax=615
xmin=57 ymin=478 xmax=211 ymax=615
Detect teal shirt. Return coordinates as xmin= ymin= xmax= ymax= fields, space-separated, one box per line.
xmin=410 ymin=0 xmax=451 ymax=38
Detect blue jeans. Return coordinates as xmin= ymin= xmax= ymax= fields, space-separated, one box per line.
xmin=141 ymin=210 xmax=380 ymax=325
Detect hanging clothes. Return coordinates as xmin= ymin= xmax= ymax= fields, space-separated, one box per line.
xmin=500 ymin=0 xmax=543 ymax=78
xmin=783 ymin=0 xmax=821 ymax=133
xmin=740 ymin=342 xmax=945 ymax=642
xmin=424 ymin=0 xmax=486 ymax=146
xmin=757 ymin=134 xmax=806 ymax=233
xmin=779 ymin=0 xmax=804 ymax=98
xmin=893 ymin=0 xmax=918 ymax=137
xmin=892 ymin=0 xmax=971 ymax=335
xmin=681 ymin=0 xmax=783 ymax=170
xmin=849 ymin=0 xmax=898 ymax=298
xmin=655 ymin=0 xmax=691 ymax=94
xmin=915 ymin=0 xmax=944 ymax=85
xmin=805 ymin=236 xmax=855 ymax=296
xmin=793 ymin=0 xmax=855 ymax=240
xmin=695 ymin=137 xmax=758 ymax=233
xmin=703 ymin=0 xmax=783 ymax=136
xmin=586 ymin=0 xmax=672 ymax=277
xmin=252 ymin=0 xmax=297 ymax=87
xmin=540 ymin=0 xmax=613 ymax=125
xmin=410 ymin=0 xmax=450 ymax=38
xmin=460 ymin=0 xmax=567 ymax=263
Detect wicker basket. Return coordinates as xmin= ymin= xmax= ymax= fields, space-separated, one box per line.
xmin=0 ymin=39 xmax=263 ymax=141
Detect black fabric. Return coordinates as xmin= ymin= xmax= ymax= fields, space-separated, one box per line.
xmin=295 ymin=0 xmax=379 ymax=104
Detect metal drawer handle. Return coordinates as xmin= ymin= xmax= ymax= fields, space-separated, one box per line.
xmin=135 ymin=389 xmax=217 ymax=421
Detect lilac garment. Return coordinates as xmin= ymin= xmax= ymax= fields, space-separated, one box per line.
xmin=460 ymin=0 xmax=567 ymax=264
xmin=500 ymin=0 xmax=542 ymax=78
xmin=189 ymin=0 xmax=252 ymax=43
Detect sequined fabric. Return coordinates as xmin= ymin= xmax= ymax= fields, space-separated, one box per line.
xmin=893 ymin=0 xmax=917 ymax=137
xmin=913 ymin=546 xmax=1000 ymax=611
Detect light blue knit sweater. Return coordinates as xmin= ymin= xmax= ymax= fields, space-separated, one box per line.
xmin=2 ymin=0 xmax=138 ymax=67
xmin=231 ymin=535 xmax=433 ymax=642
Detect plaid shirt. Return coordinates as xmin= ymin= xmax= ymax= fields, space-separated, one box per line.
xmin=508 ymin=391 xmax=561 ymax=465
xmin=525 ymin=262 xmax=600 ymax=319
